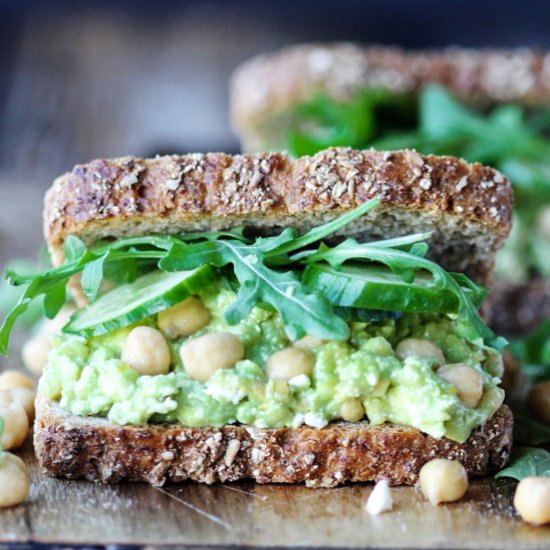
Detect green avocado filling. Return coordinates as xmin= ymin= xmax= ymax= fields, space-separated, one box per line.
xmin=282 ymin=85 xmax=550 ymax=283
xmin=1 ymin=201 xmax=506 ymax=443
xmin=39 ymin=282 xmax=504 ymax=443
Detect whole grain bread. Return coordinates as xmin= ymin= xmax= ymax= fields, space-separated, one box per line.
xmin=44 ymin=147 xmax=512 ymax=286
xmin=230 ymin=43 xmax=550 ymax=152
xmin=34 ymin=397 xmax=513 ymax=488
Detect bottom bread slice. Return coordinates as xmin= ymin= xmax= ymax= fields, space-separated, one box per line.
xmin=34 ymin=397 xmax=513 ymax=487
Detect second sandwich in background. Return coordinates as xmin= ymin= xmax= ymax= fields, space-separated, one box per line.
xmin=230 ymin=44 xmax=550 ymax=336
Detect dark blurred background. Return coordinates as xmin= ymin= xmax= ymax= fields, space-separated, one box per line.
xmin=0 ymin=0 xmax=549 ymax=259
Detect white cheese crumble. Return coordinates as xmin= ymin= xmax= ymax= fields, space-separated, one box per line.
xmin=304 ymin=412 xmax=329 ymax=429
xmin=288 ymin=374 xmax=311 ymax=389
xmin=206 ymin=384 xmax=245 ymax=404
xmin=366 ymin=479 xmax=393 ymax=516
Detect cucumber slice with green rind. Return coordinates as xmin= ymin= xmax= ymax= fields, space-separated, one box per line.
xmin=64 ymin=266 xmax=216 ymax=337
xmin=301 ymin=263 xmax=460 ymax=314
xmin=334 ymin=307 xmax=402 ymax=322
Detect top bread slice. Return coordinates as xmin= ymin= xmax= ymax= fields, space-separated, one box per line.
xmin=230 ymin=43 xmax=550 ymax=152
xmin=44 ymin=148 xmax=512 ymax=286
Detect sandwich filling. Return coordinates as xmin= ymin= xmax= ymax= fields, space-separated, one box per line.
xmin=283 ymin=85 xmax=550 ymax=282
xmin=1 ymin=198 xmax=507 ymax=443
xmin=39 ymin=281 xmax=504 ymax=443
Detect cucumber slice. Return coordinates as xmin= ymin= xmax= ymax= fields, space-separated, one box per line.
xmin=334 ymin=307 xmax=402 ymax=322
xmin=64 ymin=266 xmax=216 ymax=337
xmin=302 ymin=263 xmax=460 ymax=314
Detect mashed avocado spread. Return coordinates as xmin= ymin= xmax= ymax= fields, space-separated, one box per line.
xmin=38 ymin=281 xmax=504 ymax=443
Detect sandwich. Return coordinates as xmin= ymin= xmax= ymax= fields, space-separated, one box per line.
xmin=230 ymin=44 xmax=550 ymax=336
xmin=1 ymin=148 xmax=513 ymax=487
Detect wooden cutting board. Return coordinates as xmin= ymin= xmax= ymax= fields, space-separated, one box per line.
xmin=1 ymin=443 xmax=550 ymax=549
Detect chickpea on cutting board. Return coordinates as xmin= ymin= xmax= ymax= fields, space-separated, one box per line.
xmin=0 ymin=369 xmax=34 ymax=508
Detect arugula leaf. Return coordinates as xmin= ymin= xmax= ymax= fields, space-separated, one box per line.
xmin=509 ymin=320 xmax=550 ymax=383
xmin=265 ymin=197 xmax=381 ymax=258
xmin=287 ymin=90 xmax=377 ymax=156
xmin=93 ymin=235 xmax=177 ymax=254
xmin=81 ymin=252 xmax=110 ymax=302
xmin=496 ymin=447 xmax=550 ymax=481
xmin=0 ymin=201 xmax=497 ymax=354
xmin=63 ymin=235 xmax=90 ymax=263
xmin=295 ymin=239 xmax=504 ymax=351
xmin=526 ymin=107 xmax=550 ymax=134
xmin=419 ymin=84 xmax=489 ymax=143
xmin=364 ymin=232 xmax=431 ymax=252
xmin=43 ymin=280 xmax=67 ymax=319
xmin=179 ymin=227 xmax=250 ymax=243
xmin=286 ymin=84 xmax=550 ymax=214
xmin=160 ymin=239 xmax=349 ymax=341
xmin=0 ymin=245 xmax=164 ymax=353
xmin=286 ymin=89 xmax=415 ymax=157
xmin=514 ymin=412 xmax=550 ymax=446
xmin=0 ymin=260 xmax=48 ymax=328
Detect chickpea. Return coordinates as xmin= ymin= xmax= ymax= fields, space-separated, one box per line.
xmin=0 ymin=452 xmax=29 ymax=507
xmin=22 ymin=334 xmax=51 ymax=376
xmin=514 ymin=477 xmax=550 ymax=525
xmin=395 ymin=338 xmax=445 ymax=365
xmin=419 ymin=458 xmax=469 ymax=505
xmin=158 ymin=297 xmax=211 ymax=339
xmin=180 ymin=332 xmax=244 ymax=382
xmin=339 ymin=399 xmax=365 ymax=422
xmin=293 ymin=335 xmax=325 ymax=350
xmin=0 ymin=370 xmax=34 ymax=391
xmin=21 ymin=305 xmax=76 ymax=376
xmin=437 ymin=363 xmax=483 ymax=408
xmin=121 ymin=326 xmax=171 ymax=376
xmin=0 ymin=404 xmax=29 ymax=451
xmin=272 ymin=380 xmax=289 ymax=396
xmin=528 ymin=381 xmax=550 ymax=424
xmin=0 ymin=388 xmax=35 ymax=421
xmin=265 ymin=348 xmax=315 ymax=381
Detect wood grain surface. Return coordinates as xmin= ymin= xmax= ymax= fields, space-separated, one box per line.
xmin=0 ymin=439 xmax=547 ymax=549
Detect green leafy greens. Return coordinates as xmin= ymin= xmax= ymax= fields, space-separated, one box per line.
xmin=0 ymin=198 xmax=502 ymax=354
xmin=496 ymin=447 xmax=550 ymax=481
xmin=507 ymin=322 xmax=550 ymax=446
xmin=285 ymin=85 xmax=550 ymax=280
xmin=287 ymin=84 xmax=550 ymax=206
xmin=513 ymin=412 xmax=550 ymax=446
xmin=509 ymin=320 xmax=550 ymax=383
xmin=296 ymin=239 xmax=500 ymax=348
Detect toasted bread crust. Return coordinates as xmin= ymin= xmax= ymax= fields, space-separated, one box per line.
xmin=34 ymin=398 xmax=513 ymax=487
xmin=230 ymin=43 xmax=550 ymax=151
xmin=44 ymin=148 xmax=512 ymax=285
